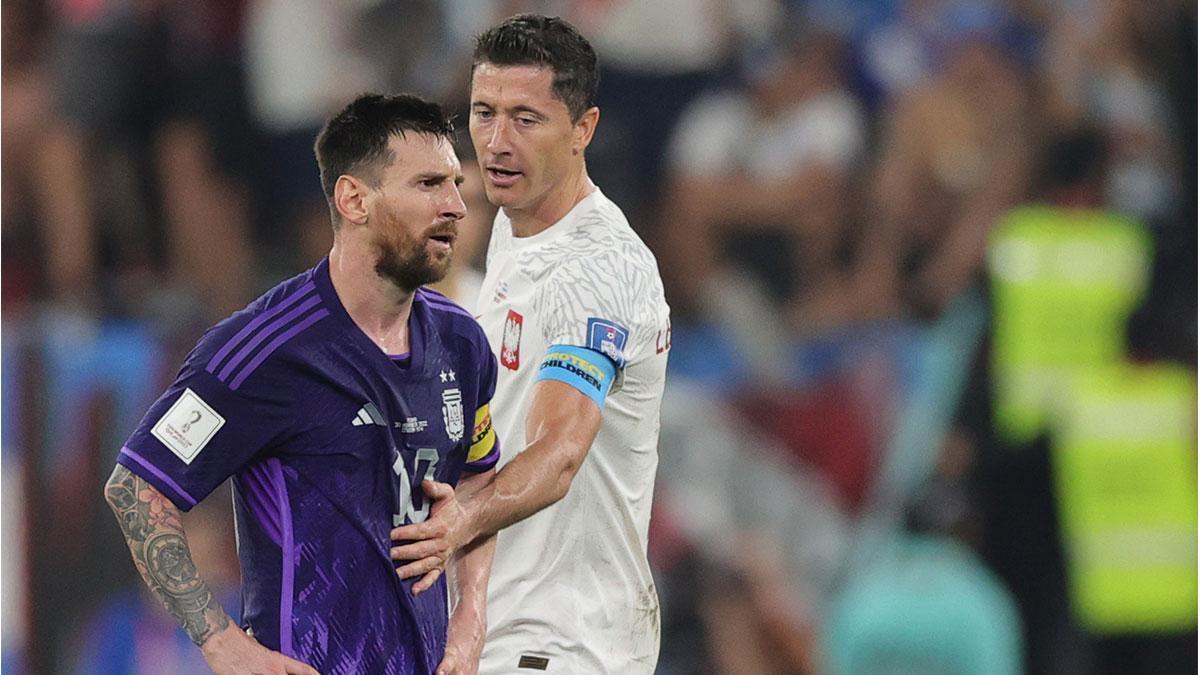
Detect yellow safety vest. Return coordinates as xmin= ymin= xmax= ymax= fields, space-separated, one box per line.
xmin=1052 ymin=364 xmax=1196 ymax=632
xmin=988 ymin=205 xmax=1151 ymax=444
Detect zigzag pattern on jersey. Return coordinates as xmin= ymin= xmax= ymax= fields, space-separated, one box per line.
xmin=520 ymin=202 xmax=667 ymax=358
xmin=205 ymin=281 xmax=331 ymax=390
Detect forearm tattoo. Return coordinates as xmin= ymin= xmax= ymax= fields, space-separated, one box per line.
xmin=105 ymin=465 xmax=230 ymax=645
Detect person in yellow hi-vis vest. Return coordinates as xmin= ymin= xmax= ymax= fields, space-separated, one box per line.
xmin=986 ymin=128 xmax=1196 ymax=672
xmin=987 ymin=155 xmax=1152 ymax=446
xmin=1053 ymin=364 xmax=1197 ymax=634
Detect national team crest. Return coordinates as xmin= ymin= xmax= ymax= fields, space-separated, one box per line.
xmin=442 ymin=388 xmax=464 ymax=441
xmin=501 ymin=309 xmax=523 ymax=370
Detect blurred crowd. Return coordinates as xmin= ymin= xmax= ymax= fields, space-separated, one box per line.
xmin=1 ymin=0 xmax=1195 ymax=673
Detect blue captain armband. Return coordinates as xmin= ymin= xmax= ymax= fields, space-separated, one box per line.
xmin=535 ymin=345 xmax=618 ymax=409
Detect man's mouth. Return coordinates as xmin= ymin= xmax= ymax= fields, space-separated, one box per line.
xmin=426 ymin=227 xmax=457 ymax=253
xmin=486 ymin=166 xmax=522 ymax=186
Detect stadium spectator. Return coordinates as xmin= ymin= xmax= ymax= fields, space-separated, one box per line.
xmin=242 ymin=0 xmax=373 ymax=276
xmin=1 ymin=0 xmax=53 ymax=313
xmin=658 ymin=30 xmax=866 ymax=337
xmin=849 ymin=3 xmax=1036 ymax=321
xmin=574 ymin=0 xmax=780 ymax=227
xmin=36 ymin=0 xmax=256 ymax=319
xmin=849 ymin=0 xmax=950 ymax=108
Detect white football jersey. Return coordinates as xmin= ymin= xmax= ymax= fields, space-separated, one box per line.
xmin=474 ymin=189 xmax=671 ymax=674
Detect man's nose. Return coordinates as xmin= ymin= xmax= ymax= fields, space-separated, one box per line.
xmin=443 ymin=185 xmax=467 ymax=221
xmin=486 ymin=117 xmax=512 ymax=154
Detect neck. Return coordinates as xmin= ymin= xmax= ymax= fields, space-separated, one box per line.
xmin=328 ymin=237 xmax=414 ymax=355
xmin=507 ymin=165 xmax=595 ymax=238
xmin=1049 ymin=185 xmax=1103 ymax=210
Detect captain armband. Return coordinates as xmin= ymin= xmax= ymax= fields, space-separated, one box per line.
xmin=534 ymin=345 xmax=617 ymax=409
xmin=468 ymin=403 xmax=497 ymax=464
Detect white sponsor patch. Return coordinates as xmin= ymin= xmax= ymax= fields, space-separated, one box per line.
xmin=151 ymin=388 xmax=225 ymax=464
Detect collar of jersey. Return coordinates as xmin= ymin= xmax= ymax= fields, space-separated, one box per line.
xmin=312 ymin=257 xmax=438 ymax=380
xmin=506 ymin=188 xmax=603 ymax=251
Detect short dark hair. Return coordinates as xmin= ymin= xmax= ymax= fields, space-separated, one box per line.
xmin=313 ymin=93 xmax=455 ymax=218
xmin=1036 ymin=125 xmax=1108 ymax=196
xmin=473 ymin=14 xmax=599 ymax=121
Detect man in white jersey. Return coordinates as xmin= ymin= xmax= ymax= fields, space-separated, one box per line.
xmin=389 ymin=14 xmax=671 ymax=674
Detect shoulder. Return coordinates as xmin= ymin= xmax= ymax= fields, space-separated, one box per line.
xmin=417 ymin=287 xmax=491 ymax=358
xmin=417 ymin=286 xmax=478 ymax=326
xmin=190 ymin=268 xmax=332 ymax=391
xmin=534 ymin=193 xmax=669 ymax=342
xmin=549 ymin=194 xmax=663 ymax=295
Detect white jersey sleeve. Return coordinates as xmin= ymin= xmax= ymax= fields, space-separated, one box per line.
xmin=534 ymin=225 xmax=663 ymax=373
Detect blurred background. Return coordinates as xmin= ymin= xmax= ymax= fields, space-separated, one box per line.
xmin=1 ymin=0 xmax=1195 ymax=673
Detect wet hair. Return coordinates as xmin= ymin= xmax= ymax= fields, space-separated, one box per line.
xmin=314 ymin=93 xmax=455 ymax=221
xmin=473 ymin=14 xmax=599 ymax=121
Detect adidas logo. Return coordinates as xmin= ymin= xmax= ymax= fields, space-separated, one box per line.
xmin=352 ymin=402 xmax=386 ymax=427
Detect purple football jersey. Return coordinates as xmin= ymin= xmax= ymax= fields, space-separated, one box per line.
xmin=118 ymin=258 xmax=500 ymax=674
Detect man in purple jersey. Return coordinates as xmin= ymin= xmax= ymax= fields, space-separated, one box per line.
xmin=103 ymin=93 xmax=501 ymax=675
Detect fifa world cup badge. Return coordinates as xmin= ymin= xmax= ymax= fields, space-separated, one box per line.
xmin=501 ymin=310 xmax=523 ymax=370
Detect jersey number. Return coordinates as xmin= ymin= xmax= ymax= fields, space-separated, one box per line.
xmin=393 ymin=447 xmax=439 ymax=527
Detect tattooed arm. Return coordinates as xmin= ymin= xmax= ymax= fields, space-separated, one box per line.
xmin=104 ymin=465 xmax=318 ymax=675
xmin=103 ymin=464 xmax=230 ymax=643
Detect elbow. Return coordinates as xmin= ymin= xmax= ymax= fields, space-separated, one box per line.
xmin=103 ymin=468 xmax=119 ymax=507
xmin=547 ymin=476 xmax=571 ymax=506
xmin=546 ymin=457 xmax=581 ymax=506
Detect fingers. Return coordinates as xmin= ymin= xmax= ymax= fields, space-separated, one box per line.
xmin=390 ymin=482 xmax=460 ymax=542
xmin=391 ymin=519 xmax=446 ymax=542
xmin=395 ymin=555 xmax=443 ymax=580
xmin=391 ymin=539 xmax=444 ymax=561
xmin=422 ymin=479 xmax=454 ymax=501
xmin=412 ymin=568 xmax=442 ymax=595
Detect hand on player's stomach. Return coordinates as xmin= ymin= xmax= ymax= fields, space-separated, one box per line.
xmin=390 ymin=479 xmax=471 ymax=595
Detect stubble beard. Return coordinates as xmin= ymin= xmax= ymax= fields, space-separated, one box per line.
xmin=372 ymin=223 xmax=453 ymax=293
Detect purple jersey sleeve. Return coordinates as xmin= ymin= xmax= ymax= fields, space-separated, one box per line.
xmin=118 ymin=356 xmax=294 ymax=511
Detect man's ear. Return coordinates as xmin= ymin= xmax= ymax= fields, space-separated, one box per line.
xmin=572 ymin=106 xmax=600 ymax=155
xmin=334 ymin=174 xmax=371 ymax=225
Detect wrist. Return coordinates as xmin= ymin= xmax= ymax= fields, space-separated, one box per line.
xmin=453 ymin=593 xmax=486 ymax=614
xmin=449 ymin=602 xmax=487 ymax=637
xmin=198 ymin=621 xmax=240 ymax=654
xmin=459 ymin=499 xmax=486 ymax=545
